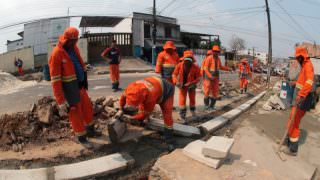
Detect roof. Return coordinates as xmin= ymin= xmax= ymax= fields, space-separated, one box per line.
xmin=181 ymin=31 xmax=219 ymax=37
xmin=7 ymin=38 xmax=23 ymax=44
xmin=18 ymin=31 xmax=24 ymax=37
xmin=133 ymin=12 xmax=176 ymax=21
xmin=80 ymin=16 xmax=125 ymax=27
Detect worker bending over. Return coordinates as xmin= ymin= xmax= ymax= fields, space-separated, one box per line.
xmin=49 ymin=27 xmax=101 ymax=149
xmin=173 ymin=50 xmax=201 ymax=123
xmin=238 ymin=59 xmax=252 ymax=93
xmin=119 ymin=77 xmax=175 ymax=143
xmin=156 ymin=41 xmax=179 ymax=83
xmin=101 ymin=40 xmax=121 ymax=92
xmin=202 ymin=45 xmax=231 ymax=109
xmin=283 ymin=47 xmax=314 ymax=156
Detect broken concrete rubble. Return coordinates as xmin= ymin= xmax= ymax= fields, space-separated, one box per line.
xmin=263 ymin=94 xmax=286 ymax=111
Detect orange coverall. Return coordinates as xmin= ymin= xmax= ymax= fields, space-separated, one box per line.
xmin=101 ymin=47 xmax=121 ymax=89
xmin=173 ymin=51 xmax=201 ymax=112
xmin=287 ymin=47 xmax=314 ymax=143
xmin=49 ymin=27 xmax=93 ymax=136
xmin=156 ymin=41 xmax=179 ymax=83
xmin=202 ymin=55 xmax=230 ymax=98
xmin=238 ymin=59 xmax=251 ymax=92
xmin=120 ymin=76 xmax=175 ymax=129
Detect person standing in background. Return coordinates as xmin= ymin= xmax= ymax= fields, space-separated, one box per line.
xmin=101 ymin=40 xmax=121 ymax=92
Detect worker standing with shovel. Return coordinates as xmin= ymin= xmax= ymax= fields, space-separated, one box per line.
xmin=280 ymin=47 xmax=314 ymax=156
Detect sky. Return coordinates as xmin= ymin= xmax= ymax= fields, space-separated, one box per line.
xmin=0 ymin=0 xmax=319 ymax=58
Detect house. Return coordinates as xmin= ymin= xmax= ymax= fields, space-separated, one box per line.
xmin=300 ymin=42 xmax=320 ymax=58
xmin=132 ymin=12 xmax=186 ymax=61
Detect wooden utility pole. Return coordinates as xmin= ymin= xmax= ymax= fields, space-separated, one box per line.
xmin=265 ymin=0 xmax=272 ymax=87
xmin=152 ymin=0 xmax=157 ymax=66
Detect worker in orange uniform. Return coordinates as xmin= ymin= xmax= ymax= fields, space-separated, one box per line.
xmin=172 ymin=50 xmax=201 ymax=123
xmin=119 ymin=77 xmax=175 ymax=145
xmin=156 ymin=41 xmax=179 ymax=83
xmin=14 ymin=58 xmax=24 ymax=76
xmin=283 ymin=47 xmax=314 ymax=156
xmin=101 ymin=40 xmax=121 ymax=92
xmin=238 ymin=59 xmax=252 ymax=94
xmin=49 ymin=27 xmax=101 ymax=149
xmin=202 ymin=45 xmax=231 ymax=110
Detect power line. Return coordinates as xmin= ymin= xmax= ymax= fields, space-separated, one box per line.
xmin=272 ymin=0 xmax=315 ymax=41
xmin=159 ymin=0 xmax=177 ymax=14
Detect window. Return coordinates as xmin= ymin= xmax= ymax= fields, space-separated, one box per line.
xmin=165 ymin=27 xmax=172 ymax=38
xmin=144 ymin=23 xmax=151 ymax=38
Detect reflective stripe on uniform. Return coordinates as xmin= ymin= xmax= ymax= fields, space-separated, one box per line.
xmin=51 ymin=75 xmax=62 ymax=82
xmin=162 ymin=64 xmax=176 ymax=68
xmin=62 ymin=75 xmax=77 ymax=82
xmin=306 ymin=79 xmax=313 ymax=85
xmin=296 ymin=83 xmax=303 ymax=89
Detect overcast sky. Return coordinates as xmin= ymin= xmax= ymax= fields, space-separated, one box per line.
xmin=0 ymin=0 xmax=320 ymax=57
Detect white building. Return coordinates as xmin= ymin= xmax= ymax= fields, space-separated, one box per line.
xmin=239 ymin=49 xmax=268 ymax=65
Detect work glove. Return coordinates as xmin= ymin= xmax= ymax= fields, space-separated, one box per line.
xmin=294 ymin=96 xmax=305 ymax=107
xmin=58 ymin=102 xmax=69 ymax=117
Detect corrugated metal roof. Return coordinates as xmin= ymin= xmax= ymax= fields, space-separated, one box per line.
xmin=80 ymin=16 xmax=124 ymax=27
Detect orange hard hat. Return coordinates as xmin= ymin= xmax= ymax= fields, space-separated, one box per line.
xmin=212 ymin=45 xmax=220 ymax=52
xmin=59 ymin=27 xmax=79 ymax=45
xmin=163 ymin=41 xmax=176 ymax=50
xmin=182 ymin=50 xmax=195 ymax=62
xmin=241 ymin=58 xmax=248 ymax=63
xmin=295 ymin=46 xmax=309 ymax=59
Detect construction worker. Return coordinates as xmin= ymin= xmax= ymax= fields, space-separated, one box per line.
xmin=156 ymin=41 xmax=179 ymax=83
xmin=49 ymin=27 xmax=101 ymax=149
xmin=14 ymin=58 xmax=24 ymax=76
xmin=283 ymin=47 xmax=314 ymax=156
xmin=238 ymin=59 xmax=252 ymax=93
xmin=173 ymin=50 xmax=201 ymax=123
xmin=119 ymin=76 xmax=175 ymax=144
xmin=101 ymin=40 xmax=121 ymax=92
xmin=202 ymin=45 xmax=231 ymax=110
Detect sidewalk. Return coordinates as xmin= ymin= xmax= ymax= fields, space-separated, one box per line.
xmin=91 ymin=58 xmax=154 ymax=75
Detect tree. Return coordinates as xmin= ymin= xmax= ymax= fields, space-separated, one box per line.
xmin=229 ymin=35 xmax=246 ymax=60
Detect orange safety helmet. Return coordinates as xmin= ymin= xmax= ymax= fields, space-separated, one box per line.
xmin=212 ymin=45 xmax=220 ymax=52
xmin=59 ymin=27 xmax=79 ymax=46
xmin=295 ymin=46 xmax=309 ymax=59
xmin=163 ymin=41 xmax=176 ymax=50
xmin=182 ymin=50 xmax=196 ymax=62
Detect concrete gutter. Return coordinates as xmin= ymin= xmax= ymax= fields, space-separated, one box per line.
xmin=199 ymin=91 xmax=267 ymax=134
xmin=0 ymin=153 xmax=134 ymax=180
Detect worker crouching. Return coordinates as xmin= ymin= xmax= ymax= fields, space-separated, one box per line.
xmin=238 ymin=59 xmax=252 ymax=93
xmin=283 ymin=47 xmax=314 ymax=156
xmin=119 ymin=77 xmax=175 ymax=147
xmin=202 ymin=45 xmax=231 ymax=110
xmin=49 ymin=27 xmax=101 ymax=149
xmin=173 ymin=50 xmax=201 ymax=124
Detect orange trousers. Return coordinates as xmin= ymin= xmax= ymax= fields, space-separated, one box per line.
xmin=68 ymin=88 xmax=94 ymax=136
xmin=240 ymin=78 xmax=248 ymax=90
xmin=179 ymin=88 xmax=196 ymax=109
xmin=109 ymin=64 xmax=120 ymax=83
xmin=203 ymin=78 xmax=219 ymax=98
xmin=287 ymin=107 xmax=306 ymax=141
xmin=159 ymin=95 xmax=174 ymax=128
xmin=18 ymin=67 xmax=24 ymax=76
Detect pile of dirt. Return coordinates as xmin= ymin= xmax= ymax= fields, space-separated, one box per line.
xmin=18 ymin=72 xmax=43 ymax=82
xmin=0 ymin=71 xmax=37 ymax=95
xmin=0 ymin=96 xmax=121 ymax=152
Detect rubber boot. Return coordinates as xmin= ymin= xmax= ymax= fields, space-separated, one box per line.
xmin=111 ymin=83 xmax=116 ymax=90
xmin=209 ymin=97 xmax=216 ymax=110
xmin=204 ymin=97 xmax=210 ymax=110
xmin=163 ymin=128 xmax=175 ymax=152
xmin=77 ymin=135 xmax=93 ymax=149
xmin=86 ymin=124 xmax=102 ymax=138
xmin=244 ymin=87 xmax=248 ymax=93
xmin=240 ymin=89 xmax=243 ymax=94
xmin=179 ymin=108 xmax=187 ymax=124
xmin=190 ymin=106 xmax=196 ymax=117
xmin=283 ymin=139 xmax=298 ymax=156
